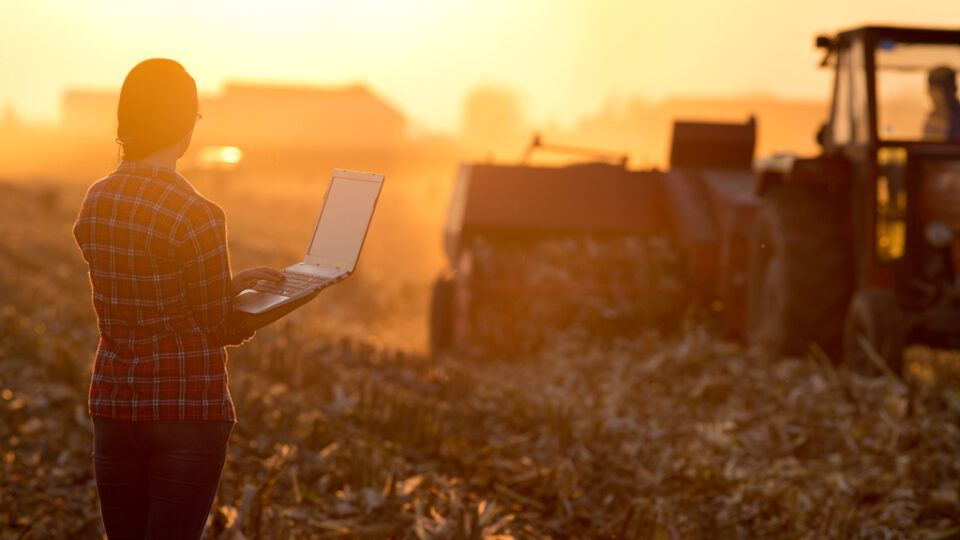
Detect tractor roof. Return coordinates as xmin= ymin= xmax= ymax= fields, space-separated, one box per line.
xmin=818 ymin=26 xmax=960 ymax=71
xmin=825 ymin=26 xmax=960 ymax=47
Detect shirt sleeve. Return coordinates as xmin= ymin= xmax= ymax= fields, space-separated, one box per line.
xmin=175 ymin=198 xmax=254 ymax=347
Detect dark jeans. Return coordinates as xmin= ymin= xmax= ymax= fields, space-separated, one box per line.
xmin=92 ymin=417 xmax=233 ymax=540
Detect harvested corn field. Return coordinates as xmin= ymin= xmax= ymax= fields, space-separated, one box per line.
xmin=1 ymin=179 xmax=959 ymax=539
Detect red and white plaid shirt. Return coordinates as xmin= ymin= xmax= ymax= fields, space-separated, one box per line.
xmin=73 ymin=162 xmax=253 ymax=422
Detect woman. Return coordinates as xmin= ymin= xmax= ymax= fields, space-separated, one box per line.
xmin=73 ymin=58 xmax=294 ymax=539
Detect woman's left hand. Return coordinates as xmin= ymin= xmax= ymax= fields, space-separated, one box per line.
xmin=231 ymin=267 xmax=284 ymax=295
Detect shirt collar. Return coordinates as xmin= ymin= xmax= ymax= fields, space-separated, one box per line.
xmin=116 ymin=161 xmax=197 ymax=194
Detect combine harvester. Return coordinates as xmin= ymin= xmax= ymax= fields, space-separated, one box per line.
xmin=432 ymin=26 xmax=960 ymax=376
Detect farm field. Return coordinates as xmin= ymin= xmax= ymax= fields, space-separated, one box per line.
xmin=1 ymin=171 xmax=960 ymax=539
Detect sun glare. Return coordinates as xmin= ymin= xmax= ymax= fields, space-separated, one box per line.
xmin=198 ymin=145 xmax=243 ymax=168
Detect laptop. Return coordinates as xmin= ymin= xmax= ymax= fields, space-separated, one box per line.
xmin=233 ymin=169 xmax=384 ymax=315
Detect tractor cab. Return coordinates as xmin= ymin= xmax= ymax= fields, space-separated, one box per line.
xmin=820 ymin=26 xmax=960 ymax=150
xmin=821 ymin=27 xmax=960 ymax=276
xmin=751 ymin=26 xmax=960 ymax=373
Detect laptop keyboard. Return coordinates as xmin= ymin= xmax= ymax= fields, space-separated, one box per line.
xmin=253 ymin=270 xmax=333 ymax=297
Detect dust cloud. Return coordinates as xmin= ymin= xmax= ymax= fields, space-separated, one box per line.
xmin=0 ymin=81 xmax=834 ymax=352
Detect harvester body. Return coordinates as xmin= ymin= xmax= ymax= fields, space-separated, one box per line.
xmin=432 ymin=121 xmax=759 ymax=353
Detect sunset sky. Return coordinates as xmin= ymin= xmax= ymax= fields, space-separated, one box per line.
xmin=1 ymin=0 xmax=958 ymax=133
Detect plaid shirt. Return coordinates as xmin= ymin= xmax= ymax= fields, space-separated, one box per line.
xmin=73 ymin=162 xmax=253 ymax=422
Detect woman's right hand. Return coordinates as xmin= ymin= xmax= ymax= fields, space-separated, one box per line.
xmin=231 ymin=267 xmax=284 ymax=295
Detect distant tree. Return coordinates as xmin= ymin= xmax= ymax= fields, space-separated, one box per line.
xmin=460 ymin=85 xmax=526 ymax=159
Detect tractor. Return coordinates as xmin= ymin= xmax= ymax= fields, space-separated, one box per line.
xmin=751 ymin=26 xmax=960 ymax=374
xmin=431 ymin=25 xmax=960 ymax=375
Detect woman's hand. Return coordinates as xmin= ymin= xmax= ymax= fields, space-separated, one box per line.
xmin=231 ymin=267 xmax=284 ymax=295
xmin=240 ymin=288 xmax=321 ymax=331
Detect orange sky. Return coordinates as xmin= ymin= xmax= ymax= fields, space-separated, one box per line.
xmin=1 ymin=0 xmax=958 ymax=133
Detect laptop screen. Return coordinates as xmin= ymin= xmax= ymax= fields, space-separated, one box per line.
xmin=304 ymin=172 xmax=383 ymax=271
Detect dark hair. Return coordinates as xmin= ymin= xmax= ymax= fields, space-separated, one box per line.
xmin=929 ymin=66 xmax=957 ymax=92
xmin=117 ymin=59 xmax=198 ymax=160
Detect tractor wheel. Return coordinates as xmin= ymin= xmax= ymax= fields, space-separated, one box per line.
xmin=429 ymin=275 xmax=455 ymax=356
xmin=842 ymin=289 xmax=904 ymax=376
xmin=747 ymin=184 xmax=853 ymax=359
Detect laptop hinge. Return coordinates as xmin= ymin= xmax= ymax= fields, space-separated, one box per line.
xmin=286 ymin=263 xmax=343 ymax=278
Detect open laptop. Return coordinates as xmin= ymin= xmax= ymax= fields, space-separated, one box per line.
xmin=233 ymin=169 xmax=384 ymax=315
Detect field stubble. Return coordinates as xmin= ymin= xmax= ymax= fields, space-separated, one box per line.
xmin=0 ymin=173 xmax=959 ymax=539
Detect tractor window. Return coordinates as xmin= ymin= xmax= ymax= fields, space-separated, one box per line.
xmin=831 ymin=43 xmax=870 ymax=145
xmin=876 ymin=41 xmax=960 ymax=71
xmin=877 ymin=70 xmax=928 ymax=140
xmin=832 ymin=48 xmax=852 ymax=144
xmin=875 ymin=41 xmax=960 ymax=142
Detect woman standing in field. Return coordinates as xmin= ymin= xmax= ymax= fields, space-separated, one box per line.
xmin=73 ymin=59 xmax=286 ymax=539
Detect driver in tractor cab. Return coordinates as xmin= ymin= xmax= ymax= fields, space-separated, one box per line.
xmin=924 ymin=65 xmax=960 ymax=141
